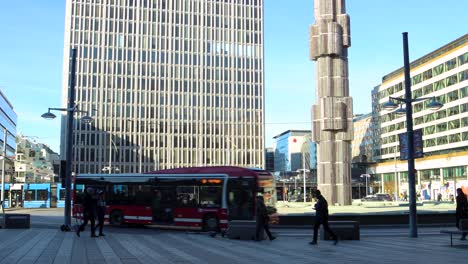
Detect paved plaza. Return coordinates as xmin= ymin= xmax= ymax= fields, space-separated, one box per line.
xmin=0 ymin=225 xmax=466 ymax=264
xmin=275 ymin=201 xmax=456 ymax=215
xmin=0 ymin=208 xmax=466 ymax=263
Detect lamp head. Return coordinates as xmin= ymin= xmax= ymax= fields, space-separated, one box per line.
xmin=427 ymin=99 xmax=443 ymax=111
xmin=382 ymin=100 xmax=398 ymax=111
xmin=394 ymin=105 xmax=407 ymax=116
xmin=80 ymin=115 xmax=93 ymax=124
xmin=41 ymin=111 xmax=57 ymax=120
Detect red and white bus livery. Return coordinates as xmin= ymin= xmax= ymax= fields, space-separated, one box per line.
xmin=72 ymin=166 xmax=276 ymax=231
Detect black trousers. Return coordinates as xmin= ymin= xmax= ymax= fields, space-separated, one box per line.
xmin=97 ymin=207 xmax=105 ymax=235
xmin=79 ymin=212 xmax=96 ymax=236
xmin=256 ymin=218 xmax=273 ymax=240
xmin=313 ymin=219 xmax=337 ymax=242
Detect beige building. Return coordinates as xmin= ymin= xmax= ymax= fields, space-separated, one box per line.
xmin=370 ymin=34 xmax=468 ymax=200
xmin=61 ymin=0 xmax=265 ymax=173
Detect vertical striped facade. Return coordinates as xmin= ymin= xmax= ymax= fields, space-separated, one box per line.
xmin=61 ymin=0 xmax=264 ymax=174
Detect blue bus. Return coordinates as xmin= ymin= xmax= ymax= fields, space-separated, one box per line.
xmin=56 ymin=183 xmax=68 ymax=208
xmin=0 ymin=183 xmax=10 ymax=208
xmin=23 ymin=183 xmax=50 ymax=208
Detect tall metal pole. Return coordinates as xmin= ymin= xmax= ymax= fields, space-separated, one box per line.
xmin=64 ymin=48 xmax=77 ymax=228
xmin=403 ymin=32 xmax=418 ymax=238
xmin=108 ymin=134 xmax=112 ymax=174
xmin=365 ymin=176 xmax=368 ymax=196
xmin=394 ymin=151 xmax=398 ymax=201
xmin=303 ymin=152 xmax=306 ymax=203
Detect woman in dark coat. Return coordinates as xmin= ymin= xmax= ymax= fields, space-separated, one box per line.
xmin=455 ymin=188 xmax=468 ymax=240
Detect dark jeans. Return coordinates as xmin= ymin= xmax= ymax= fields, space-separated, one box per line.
xmin=256 ymin=218 xmax=273 ymax=240
xmin=97 ymin=207 xmax=105 ymax=235
xmin=313 ymin=219 xmax=337 ymax=242
xmin=79 ymin=212 xmax=96 ymax=236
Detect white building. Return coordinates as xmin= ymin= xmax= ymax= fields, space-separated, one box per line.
xmin=61 ymin=0 xmax=265 ymax=174
xmin=370 ymin=34 xmax=468 ymax=200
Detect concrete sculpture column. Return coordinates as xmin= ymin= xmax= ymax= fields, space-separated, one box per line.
xmin=310 ymin=0 xmax=353 ymax=205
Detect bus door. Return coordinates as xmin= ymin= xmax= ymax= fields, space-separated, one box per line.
xmin=11 ymin=190 xmax=23 ymax=208
xmin=50 ymin=184 xmax=57 ymax=208
xmin=227 ymin=178 xmax=255 ymax=220
xmin=151 ymin=186 xmax=176 ymax=223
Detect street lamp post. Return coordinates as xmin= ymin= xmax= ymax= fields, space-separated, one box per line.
xmin=382 ymin=33 xmax=444 ymax=238
xmin=360 ymin=174 xmax=370 ymax=196
xmin=102 ymin=166 xmax=120 ymax=174
xmin=41 ymin=48 xmax=93 ymax=231
xmin=297 ymin=169 xmax=310 ymax=203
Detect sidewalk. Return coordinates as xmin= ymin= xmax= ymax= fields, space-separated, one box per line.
xmin=0 ymin=226 xmax=466 ymax=263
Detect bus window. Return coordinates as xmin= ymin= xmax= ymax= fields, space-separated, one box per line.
xmin=74 ymin=184 xmax=86 ymax=204
xmin=59 ymin=189 xmax=66 ymax=200
xmin=25 ymin=190 xmax=34 ymax=201
xmin=110 ymin=184 xmax=129 ymax=204
xmin=199 ymin=186 xmax=222 ymax=208
xmin=176 ymin=186 xmax=199 ymax=207
xmin=227 ymin=178 xmax=255 ymax=220
xmin=37 ymin=190 xmax=48 ymax=201
xmin=134 ymin=185 xmax=152 ymax=205
xmin=258 ymin=177 xmax=277 ymax=206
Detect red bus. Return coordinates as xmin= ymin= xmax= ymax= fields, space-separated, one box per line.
xmin=72 ymin=166 xmax=276 ymax=231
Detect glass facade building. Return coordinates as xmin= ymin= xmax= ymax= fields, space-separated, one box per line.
xmin=62 ymin=0 xmax=265 ymax=173
xmin=0 ymin=90 xmax=17 ymax=158
xmin=370 ymin=34 xmax=468 ymax=200
xmin=273 ymin=130 xmax=316 ymax=176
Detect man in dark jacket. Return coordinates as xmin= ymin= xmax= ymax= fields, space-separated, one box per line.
xmin=76 ymin=187 xmax=98 ymax=238
xmin=96 ymin=190 xmax=106 ymax=236
xmin=310 ymin=190 xmax=338 ymax=245
xmin=456 ymin=188 xmax=468 ymax=240
xmin=255 ymin=196 xmax=276 ymax=241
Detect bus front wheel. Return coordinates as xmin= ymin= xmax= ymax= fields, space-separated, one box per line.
xmin=203 ymin=214 xmax=219 ymax=232
xmin=110 ymin=210 xmax=124 ymax=226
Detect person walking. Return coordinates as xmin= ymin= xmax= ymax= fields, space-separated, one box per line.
xmin=96 ymin=190 xmax=106 ymax=236
xmin=76 ymin=187 xmax=98 ymax=238
xmin=310 ymin=190 xmax=338 ymax=245
xmin=255 ymin=196 xmax=276 ymax=241
xmin=455 ymin=188 xmax=468 ymax=240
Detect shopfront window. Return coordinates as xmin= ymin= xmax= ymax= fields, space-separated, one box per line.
xmin=421 ymin=169 xmax=439 ymax=181
xmin=443 ymin=166 xmax=466 ymax=180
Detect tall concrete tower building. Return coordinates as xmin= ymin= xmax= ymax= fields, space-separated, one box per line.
xmin=310 ymin=0 xmax=353 ymax=205
xmin=61 ymin=0 xmax=265 ymax=174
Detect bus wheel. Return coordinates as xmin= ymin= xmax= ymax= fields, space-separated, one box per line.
xmin=203 ymin=214 xmax=219 ymax=232
xmin=110 ymin=210 xmax=124 ymax=225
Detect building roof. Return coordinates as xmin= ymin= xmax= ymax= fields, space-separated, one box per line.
xmin=382 ymin=34 xmax=468 ymax=83
xmin=353 ymin=113 xmax=372 ymax=122
xmin=273 ymin=130 xmax=311 ymax=139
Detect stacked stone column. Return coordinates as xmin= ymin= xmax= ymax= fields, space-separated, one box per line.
xmin=310 ymin=0 xmax=353 ymax=205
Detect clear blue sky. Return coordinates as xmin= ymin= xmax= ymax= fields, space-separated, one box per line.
xmin=0 ymin=0 xmax=467 ymax=153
